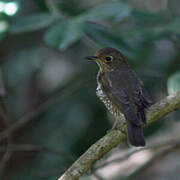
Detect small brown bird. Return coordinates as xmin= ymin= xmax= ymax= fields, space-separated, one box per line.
xmin=86 ymin=47 xmax=151 ymax=146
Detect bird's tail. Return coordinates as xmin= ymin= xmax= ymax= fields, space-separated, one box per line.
xmin=127 ymin=121 xmax=145 ymax=147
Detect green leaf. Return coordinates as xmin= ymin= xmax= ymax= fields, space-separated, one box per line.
xmin=10 ymin=13 xmax=59 ymax=34
xmin=167 ymin=71 xmax=180 ymax=94
xmin=80 ymin=2 xmax=132 ymax=21
xmin=45 ymin=19 xmax=84 ymax=50
xmin=85 ymin=22 xmax=134 ymax=53
xmin=145 ymin=18 xmax=180 ymax=40
xmin=130 ymin=11 xmax=168 ymax=25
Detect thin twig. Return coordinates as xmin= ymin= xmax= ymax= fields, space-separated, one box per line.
xmin=127 ymin=142 xmax=180 ymax=180
xmin=0 ymin=80 xmax=91 ymax=142
xmin=0 ymin=144 xmax=75 ymax=161
xmin=0 ymin=81 xmax=13 ymax=179
xmin=94 ymin=138 xmax=180 ymax=170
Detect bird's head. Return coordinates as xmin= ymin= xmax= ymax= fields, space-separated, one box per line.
xmin=86 ymin=47 xmax=129 ymax=72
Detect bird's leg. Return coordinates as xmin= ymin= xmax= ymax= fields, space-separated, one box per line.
xmin=114 ymin=121 xmax=126 ymax=134
xmin=111 ymin=118 xmax=119 ymax=130
xmin=106 ymin=119 xmax=119 ymax=133
xmin=107 ymin=118 xmax=126 ymax=135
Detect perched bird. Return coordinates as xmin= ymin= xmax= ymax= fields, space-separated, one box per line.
xmin=86 ymin=47 xmax=151 ymax=147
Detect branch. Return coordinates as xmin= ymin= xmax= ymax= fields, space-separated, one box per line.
xmin=0 ymin=80 xmax=90 ymax=142
xmin=58 ymin=91 xmax=180 ymax=180
xmin=0 ymin=144 xmax=75 ymax=161
xmin=94 ymin=138 xmax=180 ymax=170
xmin=0 ymin=70 xmax=13 ymax=179
xmin=128 ymin=140 xmax=180 ymax=179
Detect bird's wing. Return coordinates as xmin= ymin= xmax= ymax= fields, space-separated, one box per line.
xmin=108 ymin=87 xmax=141 ymax=126
xmin=133 ymin=85 xmax=152 ymax=124
xmin=103 ymin=71 xmax=140 ymax=126
xmin=103 ymin=70 xmax=150 ymax=146
xmin=131 ymin=70 xmax=152 ymax=105
xmin=104 ymin=70 xmax=151 ymax=125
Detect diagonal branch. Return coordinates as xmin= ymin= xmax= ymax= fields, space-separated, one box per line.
xmin=0 ymin=71 xmax=13 ymax=179
xmin=0 ymin=80 xmax=90 ymax=142
xmin=58 ymin=91 xmax=180 ymax=180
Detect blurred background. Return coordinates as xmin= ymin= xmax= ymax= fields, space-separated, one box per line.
xmin=0 ymin=0 xmax=180 ymax=180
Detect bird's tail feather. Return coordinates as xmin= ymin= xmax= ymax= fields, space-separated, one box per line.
xmin=127 ymin=121 xmax=145 ymax=147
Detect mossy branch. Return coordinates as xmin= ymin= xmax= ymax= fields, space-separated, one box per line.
xmin=58 ymin=91 xmax=180 ymax=180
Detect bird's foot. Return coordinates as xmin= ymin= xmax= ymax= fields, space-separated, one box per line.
xmin=106 ymin=119 xmax=125 ymax=133
xmin=106 ymin=127 xmax=126 ymax=135
xmin=106 ymin=124 xmax=118 ymax=134
xmin=119 ymin=127 xmax=126 ymax=134
xmin=111 ymin=120 xmax=119 ymax=130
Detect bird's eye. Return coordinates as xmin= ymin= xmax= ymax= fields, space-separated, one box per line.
xmin=105 ymin=56 xmax=113 ymax=62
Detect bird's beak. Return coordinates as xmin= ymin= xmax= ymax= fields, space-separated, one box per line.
xmin=85 ymin=56 xmax=98 ymax=61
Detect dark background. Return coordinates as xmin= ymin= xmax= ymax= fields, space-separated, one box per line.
xmin=0 ymin=0 xmax=180 ymax=180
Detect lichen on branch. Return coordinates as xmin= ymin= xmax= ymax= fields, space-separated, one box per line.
xmin=58 ymin=91 xmax=180 ymax=180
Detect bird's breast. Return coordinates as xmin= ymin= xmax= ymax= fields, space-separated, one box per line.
xmin=96 ymin=83 xmax=121 ymax=118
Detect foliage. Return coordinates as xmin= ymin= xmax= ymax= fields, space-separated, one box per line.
xmin=0 ymin=0 xmax=180 ymax=180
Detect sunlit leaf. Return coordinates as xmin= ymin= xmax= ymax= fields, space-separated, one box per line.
xmin=167 ymin=71 xmax=180 ymax=94
xmin=10 ymin=13 xmax=59 ymax=34
xmin=45 ymin=18 xmax=84 ymax=50
xmin=80 ymin=2 xmax=132 ymax=21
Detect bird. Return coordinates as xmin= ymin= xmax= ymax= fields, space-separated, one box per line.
xmin=86 ymin=47 xmax=152 ymax=147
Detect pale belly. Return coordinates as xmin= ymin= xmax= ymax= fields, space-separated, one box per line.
xmin=96 ymin=84 xmax=122 ymax=118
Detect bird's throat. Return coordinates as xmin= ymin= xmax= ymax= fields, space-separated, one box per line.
xmin=96 ymin=60 xmax=114 ymax=72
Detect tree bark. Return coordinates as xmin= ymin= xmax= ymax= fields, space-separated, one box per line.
xmin=58 ymin=91 xmax=180 ymax=180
